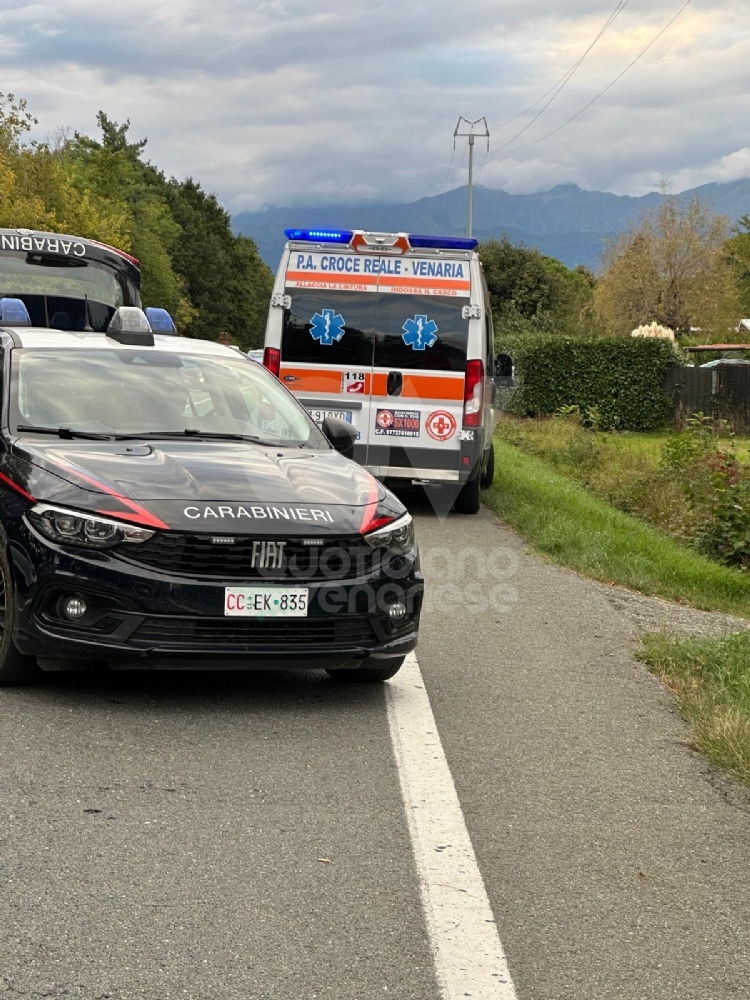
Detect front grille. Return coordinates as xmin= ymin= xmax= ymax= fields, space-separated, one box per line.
xmin=128 ymin=616 xmax=378 ymax=647
xmin=117 ymin=534 xmax=379 ymax=581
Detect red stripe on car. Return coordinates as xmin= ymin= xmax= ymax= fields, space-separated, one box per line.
xmin=48 ymin=462 xmax=169 ymax=530
xmin=359 ymin=479 xmax=395 ymax=535
xmin=0 ymin=471 xmax=35 ymax=502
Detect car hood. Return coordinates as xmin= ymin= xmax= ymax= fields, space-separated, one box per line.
xmin=12 ymin=439 xmax=400 ymax=535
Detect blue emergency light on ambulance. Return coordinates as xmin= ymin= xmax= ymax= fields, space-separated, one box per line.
xmin=284 ymin=229 xmax=354 ymax=244
xmin=283 ymin=230 xmax=478 ymax=252
xmin=408 ymin=234 xmax=479 ymax=251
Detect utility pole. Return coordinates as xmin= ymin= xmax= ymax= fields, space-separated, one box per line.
xmin=453 ymin=117 xmax=490 ymax=238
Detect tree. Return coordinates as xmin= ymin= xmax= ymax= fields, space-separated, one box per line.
xmin=726 ymin=215 xmax=750 ymax=321
xmin=594 ymin=197 xmax=739 ymax=338
xmin=65 ymin=114 xmax=192 ymax=322
xmin=478 ymin=237 xmax=594 ymax=337
xmin=68 ymin=116 xmax=272 ymax=346
xmin=0 ymin=98 xmax=131 ymax=244
xmin=0 ymin=98 xmax=273 ymax=344
xmin=0 ymin=92 xmax=36 ymax=154
xmin=165 ymin=177 xmax=273 ymax=349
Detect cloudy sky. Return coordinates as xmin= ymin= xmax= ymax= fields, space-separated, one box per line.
xmin=1 ymin=0 xmax=748 ymax=212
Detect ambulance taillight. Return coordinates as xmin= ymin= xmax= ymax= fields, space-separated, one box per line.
xmin=263 ymin=347 xmax=281 ymax=378
xmin=463 ymin=360 xmax=484 ymax=427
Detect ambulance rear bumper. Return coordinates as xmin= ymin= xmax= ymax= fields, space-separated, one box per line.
xmin=367 ymin=466 xmax=461 ymax=483
xmin=364 ymin=429 xmax=486 ymax=486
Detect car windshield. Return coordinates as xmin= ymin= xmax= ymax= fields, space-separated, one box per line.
xmin=11 ymin=347 xmax=328 ymax=449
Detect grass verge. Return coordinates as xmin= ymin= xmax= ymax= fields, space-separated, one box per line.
xmin=637 ymin=633 xmax=750 ymax=786
xmin=483 ymin=439 xmax=750 ymax=617
xmin=495 ymin=417 xmax=750 ymax=548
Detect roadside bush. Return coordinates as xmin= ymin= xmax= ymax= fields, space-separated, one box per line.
xmin=606 ymin=465 xmax=690 ymax=539
xmin=498 ymin=334 xmax=678 ymax=431
xmin=698 ymin=480 xmax=750 ymax=569
xmin=496 ymin=412 xmax=750 ymax=570
xmin=547 ymin=413 xmax=691 ymax=538
xmin=660 ymin=414 xmax=750 ymax=568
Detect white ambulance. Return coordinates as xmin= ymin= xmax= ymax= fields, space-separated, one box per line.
xmin=262 ymin=229 xmax=496 ymax=513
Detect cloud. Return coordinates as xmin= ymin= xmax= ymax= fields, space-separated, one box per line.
xmin=0 ymin=1 xmax=747 ymax=210
xmin=477 ymin=157 xmax=588 ymax=196
xmin=630 ymin=148 xmax=750 ymax=195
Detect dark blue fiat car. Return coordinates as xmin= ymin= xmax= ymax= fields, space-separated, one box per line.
xmin=0 ymin=308 xmax=422 ymax=685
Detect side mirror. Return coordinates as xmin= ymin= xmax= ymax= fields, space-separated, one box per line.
xmin=494 ymin=353 xmax=515 ymax=389
xmin=495 ymin=353 xmax=514 ymax=378
xmin=322 ymin=416 xmax=356 ymax=460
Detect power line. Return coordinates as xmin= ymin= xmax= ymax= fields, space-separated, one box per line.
xmin=494 ymin=0 xmax=692 ymax=158
xmin=440 ymin=145 xmax=457 ymax=198
xmin=475 ymin=146 xmax=490 ymax=188
xmin=451 ymin=141 xmax=469 ymax=190
xmin=496 ymin=0 xmax=628 ymax=130
xmin=492 ymin=0 xmax=628 ymax=154
xmin=476 ymin=0 xmax=628 ymax=185
xmin=404 ymin=133 xmax=469 ymax=233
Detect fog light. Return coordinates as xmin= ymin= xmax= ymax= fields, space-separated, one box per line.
xmin=64 ymin=597 xmax=87 ymax=620
xmin=388 ymin=602 xmax=407 ymax=622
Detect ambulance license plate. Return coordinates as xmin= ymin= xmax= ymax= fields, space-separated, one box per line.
xmin=224 ymin=588 xmax=309 ymax=617
xmin=306 ymin=408 xmax=353 ymax=425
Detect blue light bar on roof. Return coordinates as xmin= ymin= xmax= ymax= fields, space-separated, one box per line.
xmin=284 ymin=229 xmax=354 ymax=244
xmin=283 ymin=229 xmax=479 ymax=252
xmin=409 ymin=234 xmax=479 ymax=251
xmin=0 ymin=297 xmax=31 ymax=326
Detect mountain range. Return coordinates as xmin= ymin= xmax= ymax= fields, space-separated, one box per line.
xmin=232 ymin=178 xmax=750 ymax=273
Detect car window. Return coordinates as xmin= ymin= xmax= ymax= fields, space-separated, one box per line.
xmin=372 ymin=293 xmax=469 ymax=372
xmin=12 ymin=349 xmax=327 ymax=448
xmin=281 ymin=290 xmax=376 ymax=367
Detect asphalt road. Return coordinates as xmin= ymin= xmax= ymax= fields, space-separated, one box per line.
xmin=2 ymin=493 xmax=750 ymax=999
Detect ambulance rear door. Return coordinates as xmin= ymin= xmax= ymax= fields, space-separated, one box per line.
xmin=365 ymin=256 xmax=472 ymax=482
xmin=278 ymin=249 xmax=379 ymax=465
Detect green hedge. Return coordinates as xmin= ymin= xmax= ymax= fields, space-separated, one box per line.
xmin=497 ymin=335 xmax=678 ymax=431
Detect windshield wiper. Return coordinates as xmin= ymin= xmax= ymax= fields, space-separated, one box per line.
xmin=112 ymin=430 xmax=271 ymax=444
xmin=16 ymin=425 xmax=115 ymax=441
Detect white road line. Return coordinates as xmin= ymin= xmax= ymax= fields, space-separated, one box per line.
xmin=386 ymin=653 xmax=518 ymax=1000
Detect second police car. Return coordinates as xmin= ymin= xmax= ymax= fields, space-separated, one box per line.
xmin=0 ymin=299 xmax=422 ymax=685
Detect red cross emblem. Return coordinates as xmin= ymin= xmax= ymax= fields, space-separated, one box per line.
xmin=426 ymin=410 xmax=457 ymax=442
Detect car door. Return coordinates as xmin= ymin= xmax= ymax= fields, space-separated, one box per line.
xmin=278 ymin=289 xmax=377 ymax=465
xmin=366 ymin=288 xmax=469 ymax=479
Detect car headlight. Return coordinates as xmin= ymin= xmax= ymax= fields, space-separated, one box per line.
xmin=364 ymin=513 xmax=415 ymax=554
xmin=25 ymin=504 xmax=155 ymax=549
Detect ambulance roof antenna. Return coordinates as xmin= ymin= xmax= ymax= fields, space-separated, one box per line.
xmin=453 ymin=117 xmax=490 ymax=239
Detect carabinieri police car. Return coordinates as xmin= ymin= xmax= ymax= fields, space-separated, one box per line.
xmin=0 ymin=299 xmax=422 ymax=685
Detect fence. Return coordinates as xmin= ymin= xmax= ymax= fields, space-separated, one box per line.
xmin=664 ymin=365 xmax=750 ymax=426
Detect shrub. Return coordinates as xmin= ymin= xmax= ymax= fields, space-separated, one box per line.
xmin=495 ymin=412 xmax=750 ymax=568
xmin=661 ymin=414 xmax=750 ymax=568
xmin=631 ymin=322 xmax=675 ymax=341
xmin=498 ymin=334 xmax=678 ymax=431
xmin=698 ymin=479 xmax=750 ymax=569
